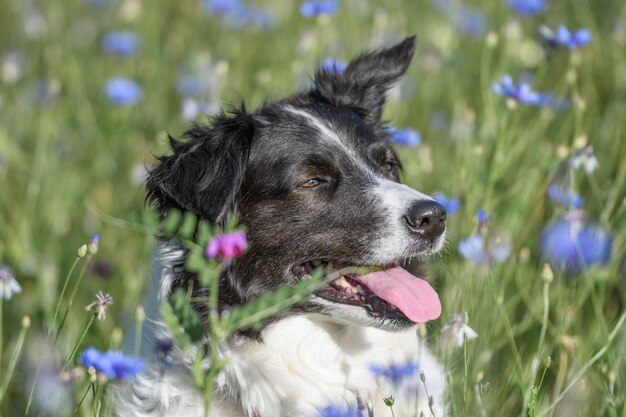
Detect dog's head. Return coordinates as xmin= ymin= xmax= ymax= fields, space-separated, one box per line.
xmin=147 ymin=36 xmax=446 ymax=331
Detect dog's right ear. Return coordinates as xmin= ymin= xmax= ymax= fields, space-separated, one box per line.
xmin=146 ymin=107 xmax=254 ymax=224
xmin=311 ymin=36 xmax=416 ymax=127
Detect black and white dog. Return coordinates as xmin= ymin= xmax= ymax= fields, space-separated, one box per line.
xmin=117 ymin=36 xmax=447 ymax=417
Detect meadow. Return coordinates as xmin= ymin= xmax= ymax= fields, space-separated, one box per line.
xmin=0 ymin=0 xmax=625 ymax=416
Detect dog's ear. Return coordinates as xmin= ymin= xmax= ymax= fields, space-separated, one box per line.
xmin=146 ymin=106 xmax=254 ymax=224
xmin=311 ymin=36 xmax=416 ymax=126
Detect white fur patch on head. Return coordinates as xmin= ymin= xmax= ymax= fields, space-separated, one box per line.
xmin=368 ymin=179 xmax=442 ymax=263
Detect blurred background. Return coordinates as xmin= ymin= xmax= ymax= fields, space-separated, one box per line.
xmin=0 ymin=0 xmax=625 ymax=415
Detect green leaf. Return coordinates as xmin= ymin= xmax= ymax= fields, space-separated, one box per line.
xmin=169 ymin=289 xmax=205 ymax=344
xmin=160 ymin=208 xmax=182 ymax=237
xmin=179 ymin=211 xmax=198 ymax=239
xmin=159 ymin=302 xmax=191 ymax=350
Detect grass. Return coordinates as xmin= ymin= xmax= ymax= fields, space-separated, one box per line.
xmin=0 ymin=0 xmax=625 ymax=416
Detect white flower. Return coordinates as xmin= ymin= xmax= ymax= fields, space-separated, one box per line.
xmin=440 ymin=313 xmax=478 ymax=348
xmin=0 ymin=265 xmax=22 ymax=299
xmin=570 ymin=145 xmax=598 ymax=174
xmin=85 ymin=291 xmax=113 ymax=320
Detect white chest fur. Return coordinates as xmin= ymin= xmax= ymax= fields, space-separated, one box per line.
xmin=114 ymin=314 xmax=445 ymax=417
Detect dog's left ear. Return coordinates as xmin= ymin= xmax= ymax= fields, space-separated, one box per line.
xmin=146 ymin=107 xmax=254 ymax=225
xmin=311 ymin=36 xmax=416 ymax=126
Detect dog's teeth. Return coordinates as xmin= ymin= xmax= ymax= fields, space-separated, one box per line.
xmin=336 ymin=276 xmax=349 ymax=288
xmin=355 ymin=285 xmax=365 ymax=294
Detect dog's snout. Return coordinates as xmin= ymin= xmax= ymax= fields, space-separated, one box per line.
xmin=404 ymin=200 xmax=447 ymax=239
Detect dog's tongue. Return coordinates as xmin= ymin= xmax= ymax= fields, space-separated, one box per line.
xmin=352 ymin=266 xmax=441 ymax=323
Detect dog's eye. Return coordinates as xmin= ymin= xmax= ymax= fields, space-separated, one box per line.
xmin=383 ymin=161 xmax=398 ymax=174
xmin=302 ymin=178 xmax=322 ymax=188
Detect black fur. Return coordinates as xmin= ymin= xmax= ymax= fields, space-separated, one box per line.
xmin=146 ymin=36 xmax=440 ymax=331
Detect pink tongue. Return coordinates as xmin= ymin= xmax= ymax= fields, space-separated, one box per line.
xmin=352 ymin=266 xmax=441 ymax=323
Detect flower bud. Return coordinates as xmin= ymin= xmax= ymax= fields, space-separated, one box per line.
xmin=88 ymin=233 xmax=100 ymax=255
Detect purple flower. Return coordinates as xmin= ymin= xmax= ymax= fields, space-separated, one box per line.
xmin=80 ymin=348 xmax=144 ymax=380
xmin=300 ymin=0 xmax=339 ymax=18
xmin=0 ymin=265 xmax=21 ymax=300
xmin=540 ymin=219 xmax=612 ymax=275
xmin=105 ymin=77 xmax=143 ymax=106
xmin=459 ymin=233 xmax=511 ymax=265
xmin=206 ymin=231 xmax=248 ymax=260
xmin=547 ymin=184 xmax=584 ymax=208
xmin=433 ymin=193 xmax=461 ymax=216
xmin=386 ymin=127 xmax=421 ymax=147
xmin=102 ymin=31 xmax=141 ymax=56
xmin=507 ymin=0 xmax=546 ymax=15
xmin=491 ymin=75 xmax=553 ymax=106
xmin=369 ymin=361 xmax=419 ymax=387
xmin=318 ymin=405 xmax=363 ymax=417
xmin=321 ymin=58 xmax=346 ymax=73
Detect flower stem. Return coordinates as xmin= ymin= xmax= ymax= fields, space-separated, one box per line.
xmin=0 ymin=298 xmax=3 ymax=377
xmin=0 ymin=316 xmax=30 ymax=403
xmin=538 ymin=309 xmax=626 ymax=417
xmin=521 ymin=278 xmax=551 ymax=417
xmin=50 ymin=256 xmax=80 ymax=334
xmin=56 ymin=254 xmax=93 ymax=344
xmin=66 ymin=314 xmax=96 ymax=367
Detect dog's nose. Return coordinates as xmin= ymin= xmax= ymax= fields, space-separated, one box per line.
xmin=404 ymin=200 xmax=447 ymax=239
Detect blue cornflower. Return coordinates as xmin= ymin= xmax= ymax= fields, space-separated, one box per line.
xmin=81 ymin=347 xmax=109 ymax=374
xmin=101 ymin=31 xmax=141 ymax=56
xmin=491 ymin=75 xmax=552 ymax=106
xmin=227 ymin=6 xmax=276 ymax=30
xmin=85 ymin=0 xmax=116 ymax=6
xmin=540 ymin=218 xmax=612 ymax=275
xmin=105 ymin=77 xmax=143 ymax=106
xmin=433 ymin=193 xmax=461 ymax=216
xmin=452 ymin=7 xmax=487 ymax=36
xmin=507 ymin=0 xmax=546 ymax=15
xmin=369 ymin=361 xmax=419 ymax=387
xmin=547 ymin=184 xmax=584 ymax=208
xmin=300 ymin=0 xmax=339 ymax=18
xmin=459 ymin=233 xmax=511 ymax=265
xmin=321 ymin=58 xmax=346 ymax=73
xmin=318 ymin=405 xmax=362 ymax=417
xmin=386 ymin=127 xmax=421 ymax=147
xmin=81 ymin=348 xmax=145 ymax=380
xmin=553 ymin=26 xmax=592 ymax=49
xmin=202 ymin=0 xmax=241 ymax=15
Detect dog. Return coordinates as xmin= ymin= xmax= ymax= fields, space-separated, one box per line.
xmin=115 ymin=36 xmax=447 ymax=417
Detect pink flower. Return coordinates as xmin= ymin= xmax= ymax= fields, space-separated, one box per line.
xmin=206 ymin=231 xmax=248 ymax=260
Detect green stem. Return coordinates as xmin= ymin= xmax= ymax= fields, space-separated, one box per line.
xmin=73 ymin=383 xmax=94 ymax=415
xmin=56 ymin=254 xmax=93 ymax=344
xmin=66 ymin=314 xmax=96 ymax=368
xmin=231 ymin=267 xmax=360 ymax=331
xmin=51 ymin=256 xmax=81 ymax=333
xmin=521 ymin=279 xmax=551 ymax=417
xmin=0 ymin=316 xmax=29 ymax=403
xmin=538 ymin=309 xmax=626 ymax=417
xmin=0 ymin=298 xmax=3 ymax=377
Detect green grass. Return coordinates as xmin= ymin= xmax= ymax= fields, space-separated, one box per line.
xmin=0 ymin=0 xmax=625 ymax=416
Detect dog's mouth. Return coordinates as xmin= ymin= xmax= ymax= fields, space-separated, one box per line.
xmin=291 ymin=260 xmax=441 ymax=323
